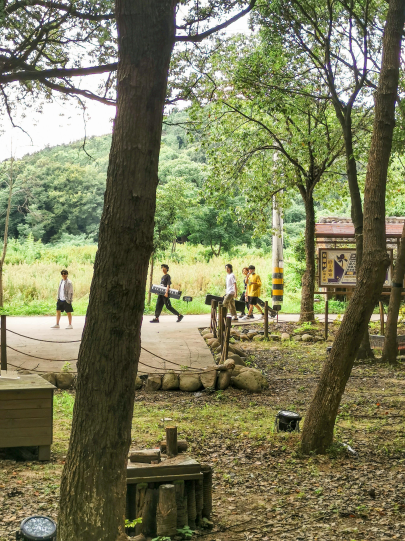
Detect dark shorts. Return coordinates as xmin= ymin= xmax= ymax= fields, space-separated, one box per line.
xmin=57 ymin=299 xmax=74 ymax=313
xmin=248 ymin=296 xmax=259 ymax=305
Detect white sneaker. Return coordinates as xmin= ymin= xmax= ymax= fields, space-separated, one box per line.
xmin=51 ymin=324 xmax=60 ymax=329
xmin=241 ymin=316 xmax=249 ymax=320
xmin=66 ymin=325 xmax=73 ymax=329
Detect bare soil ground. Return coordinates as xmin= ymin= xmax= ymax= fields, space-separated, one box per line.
xmin=1 ymin=320 xmax=405 ymax=541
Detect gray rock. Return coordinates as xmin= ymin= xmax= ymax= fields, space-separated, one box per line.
xmin=253 ymin=335 xmax=264 ymax=342
xmin=231 ymin=365 xmax=245 ymax=378
xmin=207 ymin=338 xmax=220 ymax=349
xmin=228 ymin=345 xmax=247 ymax=358
xmin=162 ymin=372 xmax=179 ymax=391
xmin=203 ymin=333 xmax=214 ymax=340
xmin=293 ymin=335 xmax=302 ymax=342
xmin=145 ymin=374 xmax=162 ymax=391
xmin=302 ymin=334 xmax=313 ymax=342
xmin=247 ymin=331 xmax=258 ymax=339
xmin=223 ymin=359 xmax=235 ymax=370
xmin=200 ymin=368 xmax=217 ymax=389
xmin=201 ymin=328 xmax=211 ymax=336
xmin=239 ymin=334 xmax=250 ymax=341
xmin=269 ymin=334 xmax=281 ymax=341
xmin=227 ymin=354 xmax=246 ymax=366
xmin=281 ymin=333 xmax=291 ymax=341
xmin=232 ymin=368 xmax=268 ymax=393
xmin=217 ymin=370 xmax=232 ymax=390
xmin=179 ymin=372 xmax=202 ymax=392
xmin=41 ymin=372 xmax=57 ymax=386
xmin=135 ymin=376 xmax=143 ymax=390
xmin=56 ymin=372 xmax=75 ymax=390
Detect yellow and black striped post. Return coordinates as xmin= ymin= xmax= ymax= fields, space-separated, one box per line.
xmin=272 ymin=266 xmax=283 ymax=311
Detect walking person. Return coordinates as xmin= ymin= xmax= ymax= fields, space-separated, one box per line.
xmin=150 ymin=264 xmax=183 ymax=323
xmin=52 ymin=269 xmax=74 ymax=329
xmin=222 ymin=264 xmax=238 ymax=321
xmin=242 ymin=265 xmax=264 ymax=320
xmin=238 ymin=267 xmax=250 ymax=317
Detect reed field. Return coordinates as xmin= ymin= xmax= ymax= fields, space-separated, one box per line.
xmin=0 ymin=238 xmax=345 ymax=316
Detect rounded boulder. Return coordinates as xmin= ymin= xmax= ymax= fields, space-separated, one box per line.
xmin=162 ymin=372 xmax=180 ymax=391
xmin=179 ymin=372 xmax=202 ymax=392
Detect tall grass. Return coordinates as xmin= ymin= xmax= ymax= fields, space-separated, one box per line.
xmin=0 ymin=237 xmax=348 ymax=316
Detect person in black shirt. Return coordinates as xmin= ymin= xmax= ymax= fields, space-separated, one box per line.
xmin=150 ymin=264 xmax=184 ymax=323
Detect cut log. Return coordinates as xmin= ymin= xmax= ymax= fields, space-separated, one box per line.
xmin=185 ymin=480 xmax=196 ymax=529
xmin=135 ymin=483 xmax=148 ymax=535
xmin=195 ymin=478 xmax=204 ymax=526
xmin=166 ymin=426 xmax=178 ymax=458
xmin=174 ymin=479 xmax=188 ymax=528
xmin=201 ymin=465 xmax=213 ymax=518
xmin=160 ymin=439 xmax=188 ymax=453
xmin=156 ymin=484 xmax=177 ymax=537
xmin=129 ymin=449 xmax=161 ymax=463
xmin=142 ymin=486 xmax=158 ymax=537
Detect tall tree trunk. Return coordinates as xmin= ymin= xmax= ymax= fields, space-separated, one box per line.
xmin=57 ymin=2 xmax=176 ymax=540
xmin=148 ymin=254 xmax=154 ymax=305
xmin=301 ymin=0 xmax=404 ymax=454
xmin=300 ymin=191 xmax=315 ymax=322
xmin=382 ymin=221 xmax=405 ymax=364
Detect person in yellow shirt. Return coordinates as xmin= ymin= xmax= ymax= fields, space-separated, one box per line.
xmin=243 ymin=265 xmax=264 ymax=320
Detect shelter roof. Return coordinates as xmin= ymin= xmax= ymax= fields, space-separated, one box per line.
xmin=315 ymin=217 xmax=405 ymax=239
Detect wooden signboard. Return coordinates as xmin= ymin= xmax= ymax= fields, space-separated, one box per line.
xmin=319 ymin=248 xmax=393 ymax=288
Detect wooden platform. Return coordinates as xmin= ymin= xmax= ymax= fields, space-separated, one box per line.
xmin=0 ymin=374 xmax=55 ymax=460
xmin=127 ymin=455 xmax=203 ymax=484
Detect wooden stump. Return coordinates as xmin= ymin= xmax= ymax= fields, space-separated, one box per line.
xmin=166 ymin=426 xmax=178 ymax=458
xmin=201 ymin=465 xmax=213 ymax=518
xmin=174 ymin=479 xmax=188 ymax=528
xmin=185 ymin=480 xmax=196 ymax=529
xmin=135 ymin=483 xmax=148 ymax=535
xmin=142 ymin=485 xmax=159 ymax=537
xmin=195 ymin=478 xmax=204 ymax=525
xmin=156 ymin=484 xmax=177 ymax=537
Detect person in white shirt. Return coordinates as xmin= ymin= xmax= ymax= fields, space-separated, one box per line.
xmin=222 ymin=264 xmax=238 ymax=321
xmin=51 ymin=269 xmax=74 ymax=329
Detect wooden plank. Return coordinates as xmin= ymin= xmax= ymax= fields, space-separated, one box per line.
xmin=0 ymin=426 xmax=52 ymax=438
xmin=127 ymin=472 xmax=203 ymax=485
xmin=0 ymin=375 xmax=55 ymax=391
xmin=0 ymin=417 xmax=51 ymax=429
xmin=129 ymin=449 xmax=161 ymax=463
xmin=1 ymin=408 xmax=51 ymax=419
xmin=1 ymin=434 xmax=52 ymax=447
xmin=127 ymin=458 xmax=201 ymax=479
xmin=0 ymin=389 xmax=52 ymax=400
xmin=0 ymin=398 xmax=52 ymax=410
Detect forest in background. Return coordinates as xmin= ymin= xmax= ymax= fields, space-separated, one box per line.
xmin=0 ymin=109 xmax=403 ymax=316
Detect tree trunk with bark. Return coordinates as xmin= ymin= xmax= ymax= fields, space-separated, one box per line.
xmin=57 ymin=2 xmax=176 ymax=540
xmin=382 ymin=222 xmax=405 ymax=364
xmin=299 ymin=190 xmax=315 ymax=322
xmin=301 ymin=0 xmax=405 ymax=454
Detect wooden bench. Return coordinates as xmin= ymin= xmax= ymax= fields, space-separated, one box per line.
xmin=0 ymin=374 xmax=55 ymax=460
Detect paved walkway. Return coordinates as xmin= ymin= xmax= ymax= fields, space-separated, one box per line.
xmin=2 ymin=313 xmax=382 ymax=374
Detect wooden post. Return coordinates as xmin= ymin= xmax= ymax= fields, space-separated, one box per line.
xmin=135 ymin=483 xmax=148 ymax=534
xmin=165 ymin=426 xmax=178 ymax=458
xmin=379 ymin=301 xmax=384 ymax=335
xmin=1 ymin=314 xmax=7 ymax=371
xmin=211 ymin=299 xmax=218 ymax=338
xmin=185 ymin=480 xmax=196 ymax=529
xmin=221 ymin=317 xmax=231 ymax=363
xmin=201 ymin=465 xmax=213 ymax=518
xmin=142 ymin=485 xmax=159 ymax=538
xmin=264 ymin=301 xmax=269 ymax=340
xmin=174 ymin=480 xmax=188 ymax=528
xmin=218 ymin=303 xmax=223 ymax=345
xmin=156 ymin=484 xmax=177 ymax=537
xmin=195 ymin=478 xmax=204 ymax=526
xmin=325 ymin=299 xmax=329 ymax=341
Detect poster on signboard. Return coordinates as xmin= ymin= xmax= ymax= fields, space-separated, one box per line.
xmin=319 ymin=249 xmax=392 ymax=287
